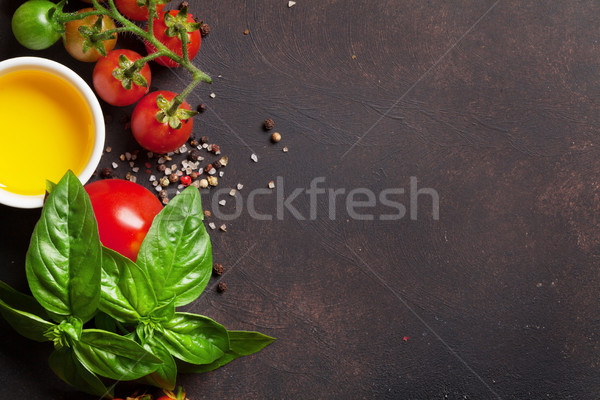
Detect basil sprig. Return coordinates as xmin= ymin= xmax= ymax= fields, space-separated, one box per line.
xmin=0 ymin=171 xmax=274 ymax=397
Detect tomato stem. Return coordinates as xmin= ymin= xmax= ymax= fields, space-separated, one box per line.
xmin=180 ymin=30 xmax=189 ymax=63
xmin=56 ymin=9 xmax=108 ymax=24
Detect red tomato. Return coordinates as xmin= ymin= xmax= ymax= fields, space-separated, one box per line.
xmin=131 ymin=91 xmax=194 ymax=154
xmin=145 ymin=10 xmax=201 ymax=68
xmin=63 ymin=8 xmax=117 ymax=62
xmin=85 ymin=179 xmax=162 ymax=261
xmin=93 ymin=49 xmax=151 ymax=106
xmin=115 ymin=0 xmax=165 ymax=21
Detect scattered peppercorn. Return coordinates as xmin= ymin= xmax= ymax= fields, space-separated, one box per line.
xmin=160 ymin=177 xmax=170 ymax=187
xmin=216 ymin=282 xmax=228 ymax=293
xmin=199 ymin=179 xmax=209 ymax=188
xmin=197 ymin=103 xmax=207 ymax=113
xmin=213 ymin=160 xmax=222 ymax=170
xmin=204 ymin=210 xmax=212 ymax=217
xmin=190 ymin=139 xmax=199 ymax=147
xmin=213 ymin=262 xmax=225 ymax=276
xmin=188 ymin=149 xmax=200 ymax=161
xmin=200 ymin=136 xmax=209 ymax=144
xmin=243 ymin=29 xmax=249 ymax=35
xmin=190 ymin=171 xmax=199 ymax=180
xmin=211 ymin=144 xmax=220 ymax=154
xmin=157 ymin=164 xmax=167 ymax=173
xmin=264 ymin=118 xmax=275 ymax=130
xmin=100 ymin=167 xmax=113 ymax=179
xmin=204 ymin=164 xmax=214 ymax=173
xmin=180 ymin=175 xmax=192 ymax=187
xmin=271 ymin=132 xmax=282 ymax=143
xmin=179 ymin=1 xmax=189 ymax=9
xmin=168 ymin=173 xmax=179 ymax=183
xmin=200 ymin=23 xmax=210 ymax=37
xmin=158 ymin=190 xmax=168 ymax=199
xmin=207 ymin=176 xmax=218 ymax=186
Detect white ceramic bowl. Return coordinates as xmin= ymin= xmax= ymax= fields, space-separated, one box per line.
xmin=0 ymin=57 xmax=105 ymax=209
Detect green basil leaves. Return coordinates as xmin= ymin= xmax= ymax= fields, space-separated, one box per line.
xmin=0 ymin=171 xmax=273 ymax=397
xmin=26 ymin=171 xmax=101 ymax=323
xmin=136 ymin=187 xmax=212 ymax=306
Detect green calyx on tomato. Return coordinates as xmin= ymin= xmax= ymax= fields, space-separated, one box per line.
xmin=155 ymin=94 xmax=198 ymax=129
xmin=132 ymin=91 xmax=195 ymax=153
xmin=77 ymin=13 xmax=116 ymax=57
xmin=163 ymin=6 xmax=202 ymax=38
xmin=94 ymin=49 xmax=151 ymax=106
xmin=113 ymin=53 xmax=149 ymax=90
xmin=12 ymin=0 xmax=63 ymax=50
xmin=63 ymin=8 xmax=117 ymax=62
xmin=145 ymin=9 xmax=202 ymax=68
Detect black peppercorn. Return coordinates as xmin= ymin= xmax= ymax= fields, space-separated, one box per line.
xmin=100 ymin=167 xmax=113 ymax=179
xmin=158 ymin=190 xmax=168 ymax=199
xmin=213 ymin=160 xmax=222 ymax=170
xmin=188 ymin=149 xmax=200 ymax=161
xmin=210 ymin=144 xmax=220 ymax=154
xmin=216 ymin=282 xmax=228 ymax=293
xmin=264 ymin=118 xmax=275 ymax=130
xmin=200 ymin=136 xmax=209 ymax=144
xmin=157 ymin=164 xmax=166 ymax=173
xmin=213 ymin=262 xmax=225 ymax=276
xmin=197 ymin=103 xmax=207 ymax=113
xmin=204 ymin=164 xmax=214 ymax=173
xmin=200 ymin=23 xmax=210 ymax=37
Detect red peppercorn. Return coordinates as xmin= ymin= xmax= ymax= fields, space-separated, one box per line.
xmin=181 ymin=175 xmax=192 ymax=187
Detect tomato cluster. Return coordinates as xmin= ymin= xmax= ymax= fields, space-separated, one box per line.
xmin=12 ymin=0 xmax=203 ymax=154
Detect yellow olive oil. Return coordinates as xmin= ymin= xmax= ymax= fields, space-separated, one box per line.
xmin=0 ymin=69 xmax=94 ymax=196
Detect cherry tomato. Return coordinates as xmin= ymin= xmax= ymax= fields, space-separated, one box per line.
xmin=84 ymin=179 xmax=162 ymax=261
xmin=63 ymin=8 xmax=117 ymax=62
xmin=116 ymin=0 xmax=165 ymax=21
xmin=93 ymin=49 xmax=151 ymax=106
xmin=145 ymin=10 xmax=201 ymax=68
xmin=12 ymin=0 xmax=61 ymax=50
xmin=131 ymin=91 xmax=194 ymax=154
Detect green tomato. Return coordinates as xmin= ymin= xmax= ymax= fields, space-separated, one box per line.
xmin=12 ymin=0 xmax=62 ymax=50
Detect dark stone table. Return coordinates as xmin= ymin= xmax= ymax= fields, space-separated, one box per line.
xmin=0 ymin=1 xmax=599 ymax=399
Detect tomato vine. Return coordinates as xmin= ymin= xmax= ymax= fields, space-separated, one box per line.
xmin=12 ymin=0 xmax=210 ymax=152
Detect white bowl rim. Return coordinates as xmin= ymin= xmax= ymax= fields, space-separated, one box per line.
xmin=0 ymin=56 xmax=105 ymax=209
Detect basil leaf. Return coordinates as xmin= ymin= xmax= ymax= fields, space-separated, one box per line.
xmin=140 ymin=337 xmax=177 ymax=390
xmin=0 ymin=298 xmax=54 ymax=342
xmin=137 ymin=186 xmax=212 ymax=306
xmin=178 ymin=330 xmax=275 ymax=373
xmin=49 ymin=348 xmax=111 ymax=398
xmin=155 ymin=312 xmax=228 ymax=364
xmin=228 ymin=330 xmax=276 ymax=355
xmin=0 ymin=280 xmax=47 ymax=317
xmin=74 ymin=329 xmax=162 ymax=381
xmin=150 ymin=296 xmax=176 ymax=322
xmin=25 ymin=170 xmax=101 ymax=323
xmin=100 ymin=247 xmax=157 ymax=322
xmin=178 ymin=352 xmax=237 ymax=374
